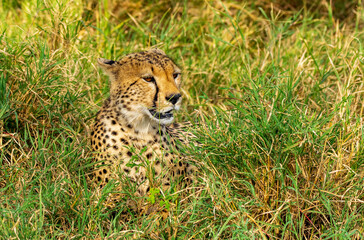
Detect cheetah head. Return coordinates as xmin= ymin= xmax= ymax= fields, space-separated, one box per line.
xmin=97 ymin=49 xmax=182 ymax=126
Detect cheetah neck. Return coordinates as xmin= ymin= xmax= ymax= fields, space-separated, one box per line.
xmin=130 ymin=115 xmax=160 ymax=135
xmin=113 ymin=104 xmax=164 ymax=136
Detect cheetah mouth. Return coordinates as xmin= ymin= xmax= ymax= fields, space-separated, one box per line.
xmin=149 ymin=109 xmax=174 ymax=120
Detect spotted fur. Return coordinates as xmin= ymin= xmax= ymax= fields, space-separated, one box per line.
xmin=90 ymin=49 xmax=195 ymax=197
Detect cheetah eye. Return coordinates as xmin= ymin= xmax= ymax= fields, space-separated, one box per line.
xmin=143 ymin=76 xmax=155 ymax=82
xmin=173 ymin=73 xmax=180 ymax=79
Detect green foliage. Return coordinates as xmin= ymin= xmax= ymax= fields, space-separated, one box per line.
xmin=0 ymin=0 xmax=363 ymax=239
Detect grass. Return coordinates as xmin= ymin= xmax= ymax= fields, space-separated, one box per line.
xmin=1 ymin=0 xmax=364 ymax=239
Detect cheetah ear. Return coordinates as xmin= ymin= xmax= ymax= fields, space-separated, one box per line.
xmin=97 ymin=58 xmax=117 ymax=74
xmin=149 ymin=48 xmax=166 ymax=55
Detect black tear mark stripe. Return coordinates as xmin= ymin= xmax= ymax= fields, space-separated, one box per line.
xmin=126 ymin=80 xmax=138 ymax=92
xmin=152 ymin=79 xmax=159 ymax=108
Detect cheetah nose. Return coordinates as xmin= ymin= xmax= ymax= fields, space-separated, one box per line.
xmin=166 ymin=94 xmax=181 ymax=105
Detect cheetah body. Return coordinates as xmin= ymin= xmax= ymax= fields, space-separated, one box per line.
xmin=90 ymin=49 xmax=193 ymax=196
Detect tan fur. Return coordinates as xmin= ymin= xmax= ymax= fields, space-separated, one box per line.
xmin=90 ymin=49 xmax=194 ymax=197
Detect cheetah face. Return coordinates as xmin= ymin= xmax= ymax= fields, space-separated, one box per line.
xmin=98 ymin=49 xmax=182 ymax=126
xmin=142 ymin=70 xmax=182 ymax=124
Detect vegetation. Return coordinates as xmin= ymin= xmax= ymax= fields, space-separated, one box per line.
xmin=1 ymin=0 xmax=363 ymax=238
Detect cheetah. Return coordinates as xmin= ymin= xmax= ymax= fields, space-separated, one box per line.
xmin=90 ymin=49 xmax=195 ymax=199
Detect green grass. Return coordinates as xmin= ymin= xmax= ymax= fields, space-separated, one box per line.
xmin=1 ymin=0 xmax=364 ymax=239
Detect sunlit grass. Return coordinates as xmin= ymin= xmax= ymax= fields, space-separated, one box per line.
xmin=1 ymin=0 xmax=363 ymax=238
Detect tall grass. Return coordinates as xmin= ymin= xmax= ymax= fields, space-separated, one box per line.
xmin=1 ymin=0 xmax=363 ymax=238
